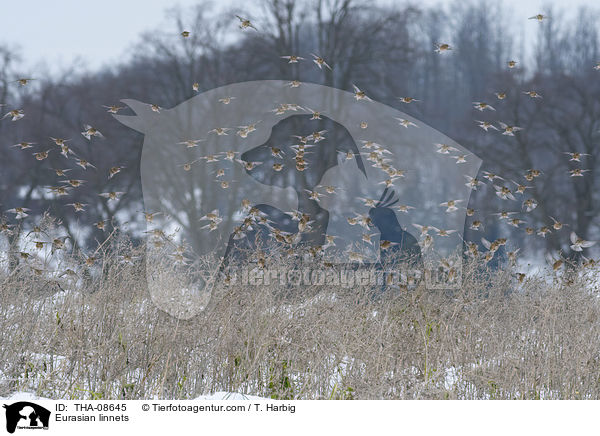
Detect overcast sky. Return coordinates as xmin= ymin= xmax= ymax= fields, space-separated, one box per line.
xmin=0 ymin=0 xmax=598 ymax=75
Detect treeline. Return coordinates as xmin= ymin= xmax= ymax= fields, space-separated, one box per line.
xmin=0 ymin=0 xmax=599 ymax=258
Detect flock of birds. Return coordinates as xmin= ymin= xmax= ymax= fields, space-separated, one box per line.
xmin=1 ymin=11 xmax=599 ymax=284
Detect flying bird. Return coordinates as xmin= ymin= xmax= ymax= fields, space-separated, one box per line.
xmin=2 ymin=109 xmax=24 ymax=121
xmin=528 ymin=14 xmax=549 ymax=22
xmin=473 ymin=102 xmax=495 ymax=111
xmin=434 ymin=43 xmax=452 ymax=53
xmin=235 ymin=15 xmax=257 ymax=30
xmin=281 ymin=55 xmax=304 ymax=63
xmin=570 ymin=232 xmax=595 ymax=251
xmin=310 ymin=53 xmax=332 ymax=70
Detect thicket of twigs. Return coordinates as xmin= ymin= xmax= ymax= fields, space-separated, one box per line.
xmin=1 ymin=230 xmax=600 ymax=400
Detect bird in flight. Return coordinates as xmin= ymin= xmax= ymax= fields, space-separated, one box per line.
xmin=476 ymin=120 xmax=498 ymax=131
xmin=473 ymin=102 xmax=495 ymax=111
xmin=398 ymin=96 xmax=420 ymax=104
xmin=352 ymin=85 xmax=372 ymax=101
xmin=434 ymin=43 xmax=452 ymax=53
xmin=528 ymin=14 xmax=549 ymax=22
xmin=281 ymin=55 xmax=304 ymax=63
xmin=396 ymin=118 xmax=418 ymax=128
xmin=236 ymin=15 xmax=257 ymax=30
xmin=15 ymin=78 xmax=35 ymax=86
xmin=570 ymin=232 xmax=595 ymax=251
xmin=498 ymin=122 xmax=523 ymax=136
xmin=311 ymin=53 xmax=332 ymax=70
xmin=564 ymin=152 xmax=590 ymax=162
xmin=2 ymin=109 xmax=24 ymax=121
xmin=103 ymin=105 xmax=125 ymax=114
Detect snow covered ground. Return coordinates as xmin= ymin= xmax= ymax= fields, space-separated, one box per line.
xmin=0 ymin=391 xmax=268 ymax=401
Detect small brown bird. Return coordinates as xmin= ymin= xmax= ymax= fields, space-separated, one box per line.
xmin=523 ymin=90 xmax=542 ymax=99
xmin=507 ymin=218 xmax=525 ymax=228
xmin=51 ymin=168 xmax=71 ymax=176
xmin=570 ymin=232 xmax=596 ymax=251
xmin=218 ymin=96 xmax=236 ymax=105
xmin=48 ymin=186 xmax=71 ymax=196
xmin=209 ymin=127 xmax=231 ymax=135
xmin=32 ymin=241 xmax=47 ymax=250
xmin=470 ymin=220 xmax=483 ymax=231
xmin=511 ymin=180 xmax=531 ymax=194
xmin=109 ymin=166 xmax=124 ymax=179
xmin=85 ymin=256 xmax=96 ymax=266
xmin=311 ymin=53 xmax=332 ymax=70
xmin=76 ymin=158 xmax=96 ymax=170
xmin=569 ymin=168 xmax=590 ymax=177
xmin=434 ymin=43 xmax=452 ymax=53
xmin=465 ymin=175 xmax=483 ymax=190
xmin=12 ymin=142 xmax=35 ymax=149
xmin=60 ymin=179 xmax=86 ymax=188
xmin=523 ymin=198 xmax=538 ymax=212
xmin=15 ymin=78 xmax=35 ymax=86
xmin=482 ymin=171 xmax=504 ymax=182
xmin=564 ymin=152 xmax=590 ymax=162
xmin=537 ymin=226 xmax=552 ymax=238
xmin=440 ymin=199 xmax=463 ymax=212
xmin=435 ymin=143 xmax=459 ymax=154
xmin=281 ymin=55 xmax=304 ymax=63
xmin=81 ymin=124 xmax=104 ymax=140
xmin=99 ymin=191 xmax=124 ymax=201
xmin=476 ymin=120 xmax=498 ymax=132
xmin=352 ymin=84 xmax=372 ymax=101
xmin=396 ymin=118 xmax=418 ymax=128
xmin=103 ymin=105 xmax=125 ymax=113
xmin=398 ymin=96 xmax=420 ymax=104
xmin=2 ymin=109 xmax=25 ymax=121
xmin=59 ymin=144 xmax=74 ymax=158
xmin=236 ymin=159 xmax=262 ymax=171
xmin=528 ymin=14 xmax=549 ymax=22
xmin=7 ymin=207 xmax=30 ymax=219
xmin=473 ymin=102 xmax=495 ymax=111
xmin=494 ymin=185 xmax=516 ymax=201
xmin=50 ymin=137 xmax=70 ymax=146
xmin=67 ymin=202 xmax=87 ymax=212
xmin=499 ymin=122 xmax=523 ymax=136
xmin=235 ymin=15 xmax=257 ymax=30
xmin=549 ymin=216 xmax=565 ymax=230
xmin=33 ymin=150 xmax=50 ymax=161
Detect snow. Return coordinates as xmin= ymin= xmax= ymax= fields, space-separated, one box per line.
xmin=193 ymin=392 xmax=268 ymax=401
xmin=0 ymin=391 xmax=267 ymax=402
xmin=0 ymin=392 xmax=52 ymax=402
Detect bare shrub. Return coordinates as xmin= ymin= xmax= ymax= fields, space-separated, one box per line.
xmin=1 ymin=238 xmax=600 ymax=400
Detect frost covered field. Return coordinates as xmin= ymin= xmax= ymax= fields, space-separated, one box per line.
xmin=2 ymin=243 xmax=600 ymax=400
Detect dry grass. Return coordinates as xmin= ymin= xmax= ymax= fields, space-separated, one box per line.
xmin=1 ymin=237 xmax=600 ymax=400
